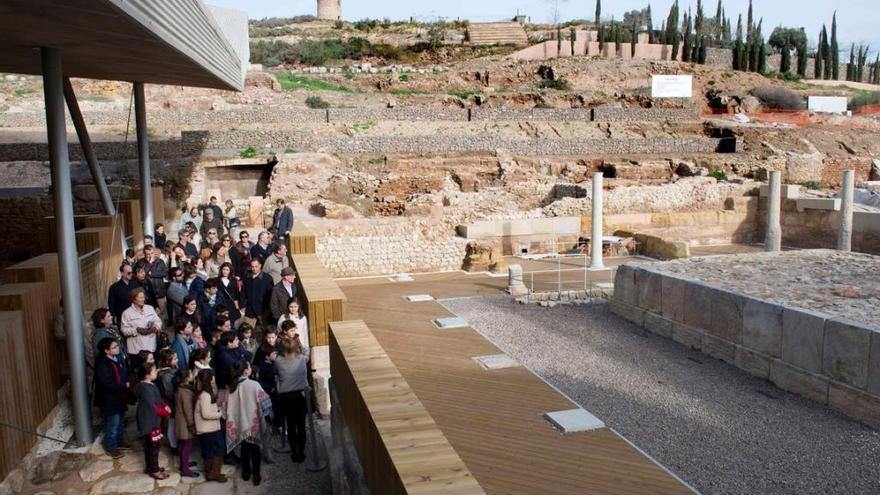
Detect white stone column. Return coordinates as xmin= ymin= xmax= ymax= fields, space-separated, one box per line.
xmin=765 ymin=171 xmax=782 ymax=252
xmin=837 ymin=170 xmax=855 ymax=251
xmin=590 ymin=172 xmax=605 ymax=270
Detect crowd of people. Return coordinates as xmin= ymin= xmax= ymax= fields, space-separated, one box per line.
xmin=91 ymin=197 xmax=307 ymax=485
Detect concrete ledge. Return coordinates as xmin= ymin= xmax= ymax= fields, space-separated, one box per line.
xmin=828 ymin=382 xmax=880 ymax=429
xmin=760 ymin=184 xmax=802 ymax=199
xmin=612 ymin=264 xmax=639 ymax=306
xmin=609 ymin=298 xmax=645 ymax=327
xmin=644 ymin=311 xmax=673 ymax=339
xmin=708 ymin=288 xmax=744 ymax=344
xmin=769 ymin=359 xmax=830 ymax=404
xmin=703 ymin=333 xmax=736 ymax=364
xmin=735 ymin=345 xmax=772 ymax=380
xmin=635 ymin=268 xmax=662 ymax=314
xmin=781 ymin=307 xmax=826 ymax=374
xmin=660 ymin=275 xmax=687 ymax=322
xmin=671 ymin=321 xmax=702 ymax=350
xmin=742 ymin=299 xmax=784 ymax=358
xmin=683 ymin=281 xmax=712 ymax=330
xmin=823 ymin=318 xmax=872 ymax=389
xmin=795 ymin=197 xmax=841 ymax=212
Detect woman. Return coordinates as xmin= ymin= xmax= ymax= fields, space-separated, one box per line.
xmin=180 ymin=206 xmax=202 ymax=236
xmin=174 ymin=369 xmax=200 ymax=478
xmin=194 ymin=257 xmax=210 ymax=281
xmin=215 ymin=262 xmax=241 ymax=320
xmin=184 ymin=263 xmax=205 ymax=298
xmin=91 ymin=307 xmax=124 ymax=366
xmin=180 ymin=296 xmax=202 ymax=328
xmin=223 ymin=361 xmax=272 ymax=486
xmin=206 ymin=245 xmax=232 ymax=279
xmin=274 ymin=336 xmax=308 ymax=463
xmin=135 ymin=362 xmax=171 ymax=480
xmin=276 ymin=298 xmax=309 ymax=356
xmin=194 ymin=369 xmax=228 ymax=483
xmin=224 ymin=200 xmax=239 ymax=238
xmin=238 ymin=323 xmax=257 ymax=358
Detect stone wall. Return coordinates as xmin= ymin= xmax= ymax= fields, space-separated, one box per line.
xmin=0 ymin=193 xmax=54 ymax=269
xmin=592 ymin=107 xmax=700 ymax=123
xmin=610 ymin=262 xmax=880 ymax=429
xmin=756 ymin=198 xmax=880 ymax=255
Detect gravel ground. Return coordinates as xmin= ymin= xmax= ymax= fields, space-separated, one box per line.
xmin=440 ymin=295 xmax=880 ymax=495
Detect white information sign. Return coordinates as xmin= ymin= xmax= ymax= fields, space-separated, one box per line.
xmin=808 ymin=96 xmax=848 ymax=114
xmin=651 ymin=75 xmax=693 ymax=98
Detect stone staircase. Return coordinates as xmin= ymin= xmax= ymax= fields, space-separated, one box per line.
xmin=467 ymin=22 xmax=529 ymax=46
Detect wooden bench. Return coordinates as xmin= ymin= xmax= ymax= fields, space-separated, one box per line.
xmin=288 ymin=221 xmax=316 ymax=255
xmin=330 ymin=320 xmax=485 ymax=495
xmin=291 ymin=253 xmax=345 ymax=347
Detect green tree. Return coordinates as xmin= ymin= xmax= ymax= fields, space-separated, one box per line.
xmin=796 ymin=30 xmax=808 ymax=77
xmin=682 ymin=12 xmax=692 ymax=62
xmin=596 ymin=0 xmax=603 ymax=50
xmin=822 ymin=25 xmax=832 ymax=79
xmin=666 ymin=1 xmax=680 ymax=59
xmin=815 ymin=27 xmax=824 ymax=79
xmin=714 ymin=0 xmax=723 ymax=41
xmin=830 ymin=12 xmax=839 ymax=80
xmin=857 ymin=44 xmax=869 ymax=82
xmin=847 ymin=44 xmax=855 ymax=81
xmin=733 ymin=14 xmax=744 ymax=70
xmin=746 ymin=0 xmax=754 ymax=39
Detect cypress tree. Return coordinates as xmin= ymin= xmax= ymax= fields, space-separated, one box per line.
xmin=660 ymin=20 xmax=667 ymax=44
xmin=682 ymin=12 xmax=692 ymax=63
xmin=781 ymin=40 xmax=791 ymax=74
xmin=646 ymin=4 xmax=654 ymax=43
xmin=693 ymin=0 xmax=704 ymax=62
xmin=596 ymin=0 xmax=603 ymax=51
xmin=873 ymin=55 xmax=880 ymax=84
xmin=758 ymin=37 xmax=767 ymax=74
xmin=746 ymin=0 xmax=753 ymax=39
xmin=714 ymin=0 xmax=723 ymax=42
xmin=699 ymin=35 xmax=708 ymax=63
xmin=822 ymin=26 xmax=832 ymax=79
xmin=666 ymin=0 xmax=680 ymax=59
xmin=815 ymin=27 xmax=824 ymax=79
xmin=632 ymin=19 xmax=638 ymax=57
xmin=847 ymin=45 xmax=855 ymax=81
xmin=733 ymin=14 xmax=744 ymax=70
xmin=831 ymin=12 xmax=839 ymax=80
xmin=796 ymin=32 xmax=808 ymax=77
xmin=857 ymin=45 xmax=868 ymax=82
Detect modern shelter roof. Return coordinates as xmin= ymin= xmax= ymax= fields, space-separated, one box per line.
xmin=0 ymin=0 xmax=245 ymax=91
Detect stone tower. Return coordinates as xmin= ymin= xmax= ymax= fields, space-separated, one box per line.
xmin=317 ymin=0 xmax=341 ymax=21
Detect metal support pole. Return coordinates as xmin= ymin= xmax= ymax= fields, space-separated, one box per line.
xmin=837 ymin=170 xmax=854 ymax=251
xmin=133 ymin=82 xmax=154 ymax=239
xmin=41 ymin=47 xmax=93 ymax=446
xmin=589 ymin=173 xmax=605 ymax=270
xmin=63 ymin=78 xmax=116 ymax=216
xmin=765 ymin=171 xmax=782 ymax=252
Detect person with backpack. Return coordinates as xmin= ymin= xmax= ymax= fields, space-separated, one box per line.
xmin=134 ymin=362 xmax=170 ymax=480
xmin=194 ymin=369 xmax=228 ymax=483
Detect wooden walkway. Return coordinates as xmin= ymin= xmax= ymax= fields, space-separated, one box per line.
xmin=338 ymin=270 xmax=695 ymax=494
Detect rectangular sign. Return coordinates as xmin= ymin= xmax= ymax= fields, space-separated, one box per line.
xmin=651 ymin=75 xmax=693 ymax=98
xmin=808 ymin=96 xmax=848 ymax=113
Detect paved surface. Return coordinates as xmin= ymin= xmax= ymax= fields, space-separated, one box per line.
xmin=441 ymin=295 xmax=880 ymax=495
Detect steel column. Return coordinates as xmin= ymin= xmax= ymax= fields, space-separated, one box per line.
xmin=41 ymin=47 xmax=93 ymax=446
xmin=133 ymin=82 xmax=154 ymax=239
xmin=63 ymin=78 xmax=116 ymax=216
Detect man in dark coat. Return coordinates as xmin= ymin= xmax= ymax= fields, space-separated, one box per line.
xmin=196 ymin=278 xmax=232 ymax=335
xmin=241 ymin=258 xmax=273 ymax=328
xmin=108 ymin=265 xmax=137 ymax=325
xmin=94 ymin=337 xmax=129 ymax=458
xmin=249 ymin=231 xmax=272 ymax=266
xmin=272 ymin=199 xmax=294 ymax=242
xmin=269 ymin=267 xmax=298 ymax=321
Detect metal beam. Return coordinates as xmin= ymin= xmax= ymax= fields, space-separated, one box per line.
xmin=41 ymin=47 xmax=93 ymax=446
xmin=133 ymin=82 xmax=154 ymax=239
xmin=63 ymin=78 xmax=116 ymax=216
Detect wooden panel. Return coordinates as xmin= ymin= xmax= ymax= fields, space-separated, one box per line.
xmin=0 ymin=311 xmax=34 ymax=481
xmin=339 ymin=272 xmax=695 ymax=495
xmin=117 ymin=200 xmax=143 ymax=241
xmin=44 ymin=215 xmax=90 ymax=252
xmin=291 ymin=253 xmax=347 ymax=347
xmin=80 ymin=221 xmax=124 ymax=294
xmin=289 ymin=221 xmax=316 ymax=255
xmin=0 ymin=284 xmax=61 ymax=427
xmin=331 ymin=320 xmax=485 ymax=495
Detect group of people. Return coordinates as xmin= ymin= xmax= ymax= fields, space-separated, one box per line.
xmin=92 ymin=197 xmax=308 ymax=485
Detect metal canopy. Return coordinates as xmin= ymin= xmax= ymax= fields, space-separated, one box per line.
xmin=0 ymin=0 xmax=244 ymax=91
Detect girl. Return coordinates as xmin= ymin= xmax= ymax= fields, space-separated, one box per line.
xmin=194 ymin=257 xmax=209 ymax=281
xmin=224 ymin=200 xmax=239 ymax=237
xmin=253 ymin=328 xmax=280 ymax=462
xmin=134 ymin=362 xmax=170 ymax=480
xmin=194 ymin=369 xmax=228 ymax=483
xmin=192 ymin=323 xmax=207 ymax=350
xmin=238 ymin=323 xmax=257 ymax=358
xmin=156 ymin=349 xmax=180 ymax=454
xmin=180 ymin=296 xmax=201 ymax=328
xmin=224 ymin=361 xmax=273 ymax=486
xmin=276 ymin=297 xmax=309 ymax=356
xmin=174 ymin=369 xmax=200 ymax=478
xmin=274 ymin=336 xmax=309 ymax=463
xmin=216 ymin=262 xmax=241 ymax=320
xmin=191 ymin=348 xmax=212 ymax=373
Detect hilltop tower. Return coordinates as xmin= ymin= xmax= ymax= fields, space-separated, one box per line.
xmin=317 ymin=0 xmax=341 ymax=21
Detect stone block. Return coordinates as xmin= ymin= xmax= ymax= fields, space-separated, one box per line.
xmin=742 ymin=298 xmax=783 ymax=358
xmin=828 ymin=382 xmax=880 ymax=429
xmin=683 ymin=281 xmax=712 ymax=330
xmin=769 ymin=359 xmax=830 ymax=404
xmin=759 ymin=184 xmax=802 ymax=199
xmin=636 ymin=268 xmax=662 ymax=314
xmin=612 ymin=264 xmax=638 ymax=306
xmin=781 ymin=307 xmax=826 ymax=373
xmin=795 ymin=197 xmax=841 ymax=212
xmin=703 ymin=333 xmax=736 ymax=364
xmin=708 ymin=288 xmax=743 ymax=344
xmin=644 ymin=311 xmax=673 ymax=338
xmin=660 ymin=275 xmax=686 ymax=322
xmin=869 ymin=332 xmax=880 ymax=396
xmin=736 ymin=345 xmax=771 ymax=379
xmin=671 ymin=321 xmax=703 ymax=350
xmin=823 ymin=318 xmax=872 ymax=389
xmin=609 ymin=299 xmax=645 ymax=327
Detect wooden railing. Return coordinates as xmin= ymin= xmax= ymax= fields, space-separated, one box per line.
xmin=330 ymin=320 xmax=484 ymax=495
xmin=291 ymin=253 xmax=345 ymax=347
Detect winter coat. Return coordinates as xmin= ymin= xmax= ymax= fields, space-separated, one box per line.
xmin=195 ymin=391 xmax=223 ymax=434
xmin=134 ymin=381 xmax=164 ymax=437
xmin=174 ymin=384 xmax=197 ymax=441
xmin=94 ymin=355 xmax=128 ymax=416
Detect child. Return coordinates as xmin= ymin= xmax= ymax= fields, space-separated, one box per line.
xmin=194 ymin=369 xmax=228 ymax=483
xmin=192 ymin=323 xmax=206 ymax=349
xmin=238 ymin=323 xmax=257 ymax=358
xmin=156 ymin=349 xmax=180 ymax=454
xmin=134 ymin=362 xmax=170 ymax=480
xmin=174 ymin=369 xmax=200 ymax=478
xmin=190 ymin=348 xmax=212 ymax=373
xmin=225 ymin=361 xmax=273 ymax=486
xmin=253 ymin=328 xmax=280 ymax=462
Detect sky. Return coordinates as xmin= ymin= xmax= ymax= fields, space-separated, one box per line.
xmin=209 ymin=0 xmax=880 ymax=54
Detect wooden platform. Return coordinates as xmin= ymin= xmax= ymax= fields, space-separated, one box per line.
xmin=331 ymin=320 xmax=484 ymax=495
xmin=338 ymin=270 xmax=695 ymax=494
xmin=291 ymin=253 xmax=346 ymax=346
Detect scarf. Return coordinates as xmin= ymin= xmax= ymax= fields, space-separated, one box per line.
xmin=223 ymin=377 xmax=273 ymax=453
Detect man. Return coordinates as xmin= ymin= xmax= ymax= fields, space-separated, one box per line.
xmin=272 ymin=199 xmax=293 ymax=242
xmin=262 ymin=243 xmax=290 ymax=284
xmin=250 ymin=231 xmax=272 ymax=266
xmin=200 ymin=229 xmax=220 ymax=251
xmin=241 ymin=259 xmax=273 ymax=329
xmin=270 ymin=267 xmax=298 ymax=321
xmin=120 ymin=288 xmax=162 ymax=371
xmin=94 ymin=337 xmax=129 ymax=459
xmin=179 ymin=231 xmax=199 ymax=260
xmin=133 ymin=266 xmax=158 ymax=309
xmin=208 ymin=196 xmax=224 ymax=223
xmin=196 ymin=278 xmax=232 ymax=335
xmin=108 ymin=265 xmax=137 ymax=325
xmin=200 ymin=208 xmax=224 ymax=239
xmin=234 ymin=231 xmax=254 ymax=278
xmin=139 ymin=245 xmax=168 ymax=316
xmin=165 ymin=267 xmax=188 ymax=324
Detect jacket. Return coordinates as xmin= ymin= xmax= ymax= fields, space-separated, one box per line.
xmin=215 ymin=346 xmax=241 ymax=390
xmin=120 ymin=304 xmax=161 ymax=355
xmin=166 ymin=281 xmax=188 ymax=321
xmin=139 ymin=258 xmax=168 ymax=299
xmin=134 ymin=381 xmax=164 ymax=437
xmin=157 ymin=368 xmax=179 ymax=412
xmin=242 ymin=273 xmax=273 ymax=318
xmin=249 ymin=243 xmax=272 ymax=265
xmin=94 ymin=355 xmax=128 ymax=416
xmin=91 ymin=326 xmax=125 ymax=364
xmin=171 ymin=334 xmax=193 ymax=371
xmin=273 ymin=206 xmax=293 ymax=237
xmin=262 ymin=255 xmax=289 ymax=285
xmin=187 ymin=276 xmax=205 ymax=299
xmin=196 ymin=290 xmax=232 ymax=334
xmin=108 ymin=279 xmax=137 ymax=324
xmin=174 ymin=384 xmax=196 ymax=441
xmin=195 ymin=391 xmax=223 ymax=434
xmin=253 ymin=343 xmax=279 ymax=395
xmin=270 ymin=282 xmax=297 ymax=320
xmin=216 ymin=277 xmax=242 ymax=322
xmin=200 ymin=216 xmax=224 ymax=239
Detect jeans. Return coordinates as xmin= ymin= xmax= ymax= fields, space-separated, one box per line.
xmin=240 ymin=441 xmax=261 ymax=476
xmin=103 ymin=413 xmax=125 ymax=452
xmin=277 ymin=391 xmax=307 ymax=454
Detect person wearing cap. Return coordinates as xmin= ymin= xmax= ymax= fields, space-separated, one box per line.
xmin=270 ymin=268 xmax=298 ymax=322
xmin=262 ymin=243 xmax=289 ymax=285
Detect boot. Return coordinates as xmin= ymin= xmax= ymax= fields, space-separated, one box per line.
xmin=206 ymin=458 xmax=228 ymax=483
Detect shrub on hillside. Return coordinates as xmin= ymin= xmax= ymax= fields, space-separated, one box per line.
xmin=750 ymin=86 xmax=805 ymax=110
xmin=539 ymin=78 xmax=571 ymax=90
xmin=305 ymin=95 xmax=330 ymax=109
xmin=848 ymin=91 xmax=880 ymax=110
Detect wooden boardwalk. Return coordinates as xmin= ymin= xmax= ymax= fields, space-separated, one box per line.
xmin=338 ymin=269 xmax=695 ymax=495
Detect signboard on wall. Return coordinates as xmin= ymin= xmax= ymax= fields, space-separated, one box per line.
xmin=808 ymin=96 xmax=848 ymax=114
xmin=651 ymin=75 xmax=693 ymax=98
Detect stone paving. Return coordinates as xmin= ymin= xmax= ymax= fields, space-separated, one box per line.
xmin=644 ymin=249 xmax=880 ymax=326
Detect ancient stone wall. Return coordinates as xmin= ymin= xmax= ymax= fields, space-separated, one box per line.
xmin=592 ymin=107 xmax=699 ymax=122
xmin=755 ymin=198 xmax=880 ymax=255
xmin=0 ymin=193 xmax=54 ymax=269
